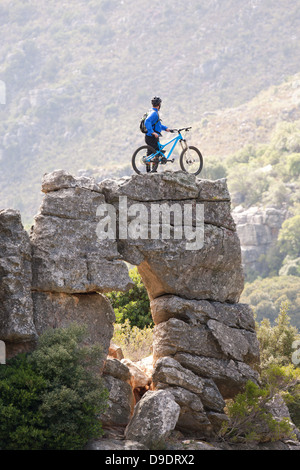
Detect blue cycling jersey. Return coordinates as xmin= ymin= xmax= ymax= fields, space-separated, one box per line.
xmin=145 ymin=108 xmax=168 ymax=136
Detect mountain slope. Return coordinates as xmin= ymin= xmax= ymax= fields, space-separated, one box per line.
xmin=1 ymin=0 xmax=300 ymax=224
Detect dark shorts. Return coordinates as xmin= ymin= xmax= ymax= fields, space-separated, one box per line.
xmin=145 ymin=134 xmax=159 ymax=155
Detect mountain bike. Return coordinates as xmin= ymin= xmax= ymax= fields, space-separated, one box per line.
xmin=131 ymin=127 xmax=203 ymax=176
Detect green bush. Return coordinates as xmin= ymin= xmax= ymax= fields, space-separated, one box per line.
xmin=222 ymin=304 xmax=300 ymax=443
xmin=221 ymin=365 xmax=299 ymax=444
xmin=106 ymin=267 xmax=152 ymax=329
xmin=222 ymin=300 xmax=300 ymax=443
xmin=112 ymin=319 xmax=153 ymax=362
xmin=0 ymin=324 xmax=108 ymax=450
xmin=241 ymin=275 xmax=300 ymax=329
xmin=279 ymin=256 xmax=300 ymax=277
xmin=287 ymin=153 xmax=300 ymax=177
xmin=278 ymin=215 xmax=300 ymax=259
xmin=256 ymin=301 xmax=300 ymax=369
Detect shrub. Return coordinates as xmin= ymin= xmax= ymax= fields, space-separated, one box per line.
xmin=278 ymin=215 xmax=300 ymax=258
xmin=0 ymin=324 xmax=108 ymax=450
xmin=241 ymin=275 xmax=300 ymax=329
xmin=221 ymin=376 xmax=295 ymax=443
xmin=287 ymin=153 xmax=300 ymax=177
xmin=256 ymin=301 xmax=300 ymax=369
xmin=112 ymin=319 xmax=153 ymax=362
xmin=106 ymin=267 xmax=152 ymax=329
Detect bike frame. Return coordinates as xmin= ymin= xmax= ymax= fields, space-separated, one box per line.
xmin=144 ymin=130 xmax=187 ymax=163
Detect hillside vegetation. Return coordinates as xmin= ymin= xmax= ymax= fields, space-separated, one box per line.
xmin=1 ymin=0 xmax=300 ymax=224
xmin=1 ymin=0 xmax=300 ymax=331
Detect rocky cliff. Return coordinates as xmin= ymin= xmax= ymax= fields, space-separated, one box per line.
xmin=0 ymin=170 xmax=260 ymax=440
xmin=232 ymin=205 xmax=288 ymax=278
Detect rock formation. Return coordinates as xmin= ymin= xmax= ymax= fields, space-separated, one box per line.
xmin=0 ymin=209 xmax=37 ymax=358
xmin=232 ymin=205 xmax=287 ymax=277
xmin=0 ymin=169 xmax=260 ymax=440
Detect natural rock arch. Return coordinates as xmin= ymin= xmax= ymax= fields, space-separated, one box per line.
xmin=0 ymin=170 xmax=260 ymax=437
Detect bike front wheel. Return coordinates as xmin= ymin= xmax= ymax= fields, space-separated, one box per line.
xmin=131 ymin=145 xmax=156 ymax=175
xmin=179 ymin=146 xmax=203 ymax=176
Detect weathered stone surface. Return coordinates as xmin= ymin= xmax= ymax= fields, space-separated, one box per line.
xmin=151 ymin=295 xmax=256 ymax=331
xmin=103 ymin=358 xmax=131 ymax=383
xmin=200 ymin=378 xmax=227 ymax=412
xmin=100 ymin=375 xmax=135 ymax=428
xmin=135 ymin=355 xmax=154 ymax=381
xmin=153 ymin=361 xmax=225 ymax=413
xmin=166 ymin=386 xmax=213 ymax=435
xmin=121 ymin=225 xmax=244 ymax=303
xmin=121 ymin=358 xmax=151 ymax=389
xmin=115 ymin=197 xmax=235 ymax=231
xmin=99 ymin=173 xmax=241 ymax=302
xmin=152 ymin=357 xmax=226 ymax=435
xmin=174 ymin=353 xmax=260 ymax=398
xmin=265 ymin=394 xmax=300 ymax=441
xmin=99 ymin=171 xmax=200 ymax=202
xmin=32 ymin=291 xmax=115 ymax=365
xmin=153 ymin=318 xmax=223 ymax=362
xmin=30 ymin=181 xmax=133 ymax=293
xmin=207 ymin=319 xmax=260 ymax=365
xmin=100 ymin=173 xmax=231 ymax=204
xmin=42 ymin=169 xmax=102 ymax=193
xmin=196 ymin=178 xmax=231 ymax=202
xmin=203 ymin=200 xmax=236 ymax=230
xmin=30 ymin=222 xmax=130 ymax=292
xmin=1 ymin=171 xmax=261 ymax=440
xmin=0 ymin=209 xmax=37 ymax=344
xmin=153 ymin=315 xmax=260 ymax=368
xmin=108 ymin=341 xmax=124 ymax=360
xmin=153 ymin=357 xmax=205 ymax=395
xmin=125 ymin=390 xmax=180 ymax=447
xmin=31 ymin=169 xmax=133 ymax=294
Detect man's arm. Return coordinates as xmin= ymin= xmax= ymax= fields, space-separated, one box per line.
xmin=145 ymin=112 xmax=157 ymax=136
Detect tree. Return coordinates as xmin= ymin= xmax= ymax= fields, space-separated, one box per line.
xmin=278 ymin=215 xmax=300 ymax=258
xmin=106 ymin=267 xmax=152 ymax=329
xmin=0 ymin=324 xmax=108 ymax=450
xmin=220 ymin=379 xmax=295 ymax=443
xmin=256 ymin=301 xmax=300 ymax=369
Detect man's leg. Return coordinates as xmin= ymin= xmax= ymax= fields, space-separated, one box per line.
xmin=145 ymin=135 xmax=159 ymax=172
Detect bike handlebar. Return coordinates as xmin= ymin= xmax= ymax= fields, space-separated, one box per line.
xmin=170 ymin=127 xmax=192 ymax=133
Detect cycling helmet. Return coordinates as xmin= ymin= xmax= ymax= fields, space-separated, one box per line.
xmin=152 ymin=96 xmax=162 ymax=107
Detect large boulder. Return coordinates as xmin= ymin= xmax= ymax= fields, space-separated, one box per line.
xmin=100 ymin=358 xmax=135 ymax=428
xmin=124 ymin=390 xmax=180 ymax=447
xmin=0 ymin=209 xmax=37 ymax=357
xmin=30 ymin=170 xmax=133 ymax=294
xmin=100 ymin=375 xmax=135 ymax=428
xmin=32 ymin=291 xmax=115 ymax=366
xmin=151 ymin=294 xmax=260 ymax=403
xmin=104 ymin=172 xmax=244 ymax=302
xmin=152 ymin=356 xmax=227 ymax=435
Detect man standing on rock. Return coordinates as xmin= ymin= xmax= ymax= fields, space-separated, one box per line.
xmin=145 ymin=97 xmax=172 ymax=173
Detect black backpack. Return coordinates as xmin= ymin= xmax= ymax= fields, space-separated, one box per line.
xmin=140 ymin=110 xmax=159 ymax=134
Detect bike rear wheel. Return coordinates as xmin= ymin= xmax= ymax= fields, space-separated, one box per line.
xmin=179 ymin=146 xmax=203 ymax=176
xmin=131 ymin=145 xmax=156 ymax=174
